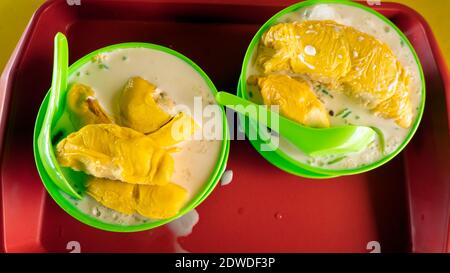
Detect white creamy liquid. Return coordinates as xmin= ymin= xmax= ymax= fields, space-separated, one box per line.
xmin=246 ymin=3 xmax=422 ymax=170
xmin=65 ymin=47 xmax=223 ymax=225
xmin=168 ymin=209 xmax=199 ymax=253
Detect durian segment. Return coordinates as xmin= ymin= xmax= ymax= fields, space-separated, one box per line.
xmin=135 ymin=183 xmax=188 ymax=220
xmin=66 ymin=83 xmax=113 ymax=130
xmin=86 ymin=177 xmax=187 ymax=220
xmin=56 ymin=124 xmax=172 ymax=185
xmin=258 ymin=74 xmax=330 ymax=128
xmin=86 ymin=177 xmax=136 ymax=215
xmin=119 ymin=77 xmax=172 ymax=134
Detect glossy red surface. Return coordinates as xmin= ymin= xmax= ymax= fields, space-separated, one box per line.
xmin=0 ymin=0 xmax=449 ymax=252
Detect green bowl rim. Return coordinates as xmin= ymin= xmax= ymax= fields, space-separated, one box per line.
xmin=33 ymin=42 xmax=230 ymax=232
xmin=238 ymin=0 xmax=426 ymax=177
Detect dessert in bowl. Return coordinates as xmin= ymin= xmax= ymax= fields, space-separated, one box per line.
xmin=34 ymin=43 xmax=229 ymax=231
xmin=239 ymin=0 xmax=425 ymax=177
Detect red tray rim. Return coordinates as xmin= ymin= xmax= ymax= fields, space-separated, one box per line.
xmin=0 ymin=0 xmax=449 ymax=253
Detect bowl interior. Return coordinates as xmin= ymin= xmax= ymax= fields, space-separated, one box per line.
xmin=33 ymin=43 xmax=230 ymax=232
xmin=238 ymin=0 xmax=426 ymax=177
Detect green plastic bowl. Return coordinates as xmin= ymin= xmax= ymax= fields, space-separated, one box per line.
xmin=238 ymin=0 xmax=426 ymax=178
xmin=33 ymin=43 xmax=230 ymax=232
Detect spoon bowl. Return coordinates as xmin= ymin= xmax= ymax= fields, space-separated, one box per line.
xmin=215 ymin=92 xmax=377 ymax=157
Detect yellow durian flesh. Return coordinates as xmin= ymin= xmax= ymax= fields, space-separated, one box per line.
xmin=56 ymin=124 xmax=172 ymax=185
xmin=135 ymin=183 xmax=188 ymax=220
xmin=257 ymin=20 xmax=413 ymax=128
xmin=66 ymin=83 xmax=113 ymax=130
xmin=59 ymin=77 xmax=194 ymax=220
xmin=258 ymin=74 xmax=330 ymax=128
xmin=119 ymin=76 xmax=172 ymax=134
xmin=260 ymin=21 xmax=351 ymax=85
xmin=148 ymin=112 xmax=198 ymax=147
xmin=86 ymin=177 xmax=136 ymax=215
xmin=86 ymin=177 xmax=187 ymax=219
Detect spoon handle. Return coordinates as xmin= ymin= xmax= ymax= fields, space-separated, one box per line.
xmin=216 ymin=91 xmax=274 ymax=128
xmin=51 ymin=33 xmax=69 ymax=125
xmin=37 ymin=33 xmax=81 ymax=199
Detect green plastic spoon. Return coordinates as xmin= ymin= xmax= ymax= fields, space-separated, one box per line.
xmin=37 ymin=33 xmax=81 ymax=199
xmin=215 ymin=91 xmax=377 ymax=157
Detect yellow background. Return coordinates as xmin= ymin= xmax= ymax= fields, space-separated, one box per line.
xmin=0 ymin=0 xmax=449 ymax=71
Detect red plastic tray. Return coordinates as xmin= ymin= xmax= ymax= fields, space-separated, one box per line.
xmin=1 ymin=0 xmax=449 ymax=253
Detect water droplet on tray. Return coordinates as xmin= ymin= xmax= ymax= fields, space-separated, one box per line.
xmin=274 ymin=212 xmax=283 ymax=220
